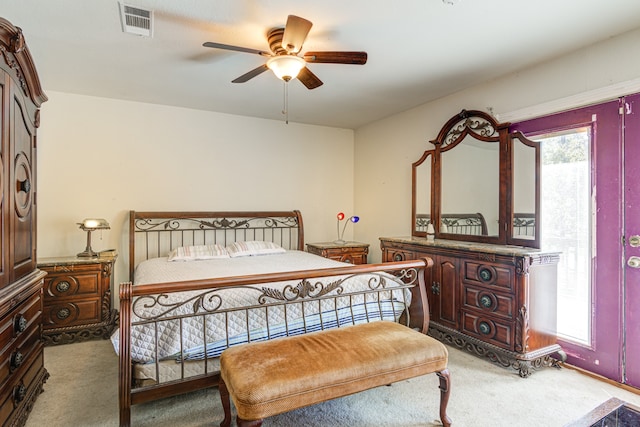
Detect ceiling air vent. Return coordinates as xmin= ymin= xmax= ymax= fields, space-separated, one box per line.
xmin=118 ymin=3 xmax=153 ymax=37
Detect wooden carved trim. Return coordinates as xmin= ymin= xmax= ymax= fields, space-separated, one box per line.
xmin=515 ymin=257 xmax=531 ymax=275
xmin=515 ymin=306 xmax=530 ymax=353
xmin=102 ymin=262 xmax=113 ymax=277
xmin=428 ymin=321 xmax=558 ymax=378
xmin=0 ymin=18 xmax=48 ymax=107
xmin=477 ymin=253 xmax=496 ymax=262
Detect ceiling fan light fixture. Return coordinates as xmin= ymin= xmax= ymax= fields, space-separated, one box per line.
xmin=267 ymin=55 xmax=306 ymax=82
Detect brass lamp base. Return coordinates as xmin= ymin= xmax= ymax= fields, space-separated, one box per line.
xmin=77 ymin=229 xmax=99 ymax=257
xmin=77 ymin=248 xmax=100 ymax=258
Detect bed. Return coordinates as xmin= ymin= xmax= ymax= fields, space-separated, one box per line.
xmin=115 ymin=210 xmax=432 ymax=426
xmin=513 ymin=213 xmax=536 ymax=238
xmin=416 ymin=212 xmax=488 ymax=235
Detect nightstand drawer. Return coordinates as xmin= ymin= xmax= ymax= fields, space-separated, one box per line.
xmin=307 ymin=242 xmax=369 ymax=265
xmin=42 ymin=299 xmax=102 ymax=328
xmin=43 ymin=268 xmax=101 ymax=298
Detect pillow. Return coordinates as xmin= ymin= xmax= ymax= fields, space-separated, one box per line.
xmin=226 ymin=241 xmax=286 ymax=258
xmin=168 ymin=244 xmax=229 ymax=261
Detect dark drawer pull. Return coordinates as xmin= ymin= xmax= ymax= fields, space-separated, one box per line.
xmin=13 ymin=384 xmax=26 ymax=403
xmin=478 ymin=267 xmax=494 ymax=282
xmin=14 ymin=314 xmax=27 ymax=333
xmin=57 ymin=308 xmax=71 ymax=320
xmin=56 ymin=280 xmax=71 ymax=293
xmin=478 ymin=321 xmax=492 ymax=335
xmin=479 ymin=295 xmax=492 ymax=308
xmin=393 ymin=253 xmax=403 ymax=261
xmin=10 ymin=351 xmax=24 ymax=371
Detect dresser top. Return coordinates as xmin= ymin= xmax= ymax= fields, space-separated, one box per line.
xmin=37 ymin=252 xmax=118 ymax=267
xmin=379 ymin=236 xmax=560 ymax=257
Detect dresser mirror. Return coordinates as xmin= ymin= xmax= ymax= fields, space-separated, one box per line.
xmin=440 ymin=135 xmax=500 ymax=237
xmin=412 ymin=109 xmax=540 ymax=248
xmin=412 ymin=150 xmax=433 ymax=234
xmin=508 ymin=130 xmax=540 ymax=248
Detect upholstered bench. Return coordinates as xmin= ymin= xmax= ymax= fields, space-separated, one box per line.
xmin=218 ymin=320 xmax=452 ymax=427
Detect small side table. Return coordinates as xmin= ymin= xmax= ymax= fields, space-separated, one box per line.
xmin=306 ymin=241 xmax=369 ymax=265
xmin=38 ymin=253 xmax=118 ymax=345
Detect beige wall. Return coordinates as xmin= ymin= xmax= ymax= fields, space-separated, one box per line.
xmin=36 ymin=26 xmax=640 ymax=282
xmin=355 ymin=27 xmax=640 ymax=262
xmin=37 ymin=92 xmax=355 ymax=286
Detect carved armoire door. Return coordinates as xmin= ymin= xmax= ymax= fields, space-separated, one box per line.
xmin=8 ymin=77 xmax=37 ymax=283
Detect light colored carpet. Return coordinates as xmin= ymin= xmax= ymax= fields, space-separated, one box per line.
xmin=26 ymin=339 xmax=640 ymax=427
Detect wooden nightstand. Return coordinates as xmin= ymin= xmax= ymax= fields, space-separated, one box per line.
xmin=38 ymin=253 xmax=118 ymax=345
xmin=306 ymin=242 xmax=369 ymax=265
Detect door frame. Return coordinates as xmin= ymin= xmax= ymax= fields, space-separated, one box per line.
xmin=511 ymin=100 xmax=624 ymax=381
xmin=623 ymin=93 xmax=640 ymax=388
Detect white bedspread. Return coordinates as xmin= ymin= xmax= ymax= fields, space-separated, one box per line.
xmin=112 ymin=251 xmax=410 ymax=363
xmin=135 ymin=250 xmax=349 ymax=284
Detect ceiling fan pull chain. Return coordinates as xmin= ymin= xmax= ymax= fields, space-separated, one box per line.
xmin=283 ymin=81 xmax=289 ymax=124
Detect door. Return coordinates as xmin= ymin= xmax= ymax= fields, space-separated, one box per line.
xmin=624 ymin=93 xmax=640 ymax=387
xmin=511 ymin=100 xmax=625 ymax=382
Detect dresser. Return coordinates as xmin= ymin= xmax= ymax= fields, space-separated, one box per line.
xmin=0 ymin=18 xmax=49 ymax=426
xmin=306 ymin=241 xmax=369 ymax=264
xmin=38 ymin=254 xmax=118 ymax=345
xmin=380 ymin=237 xmax=565 ymax=377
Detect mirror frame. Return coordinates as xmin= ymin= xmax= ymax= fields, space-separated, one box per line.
xmin=507 ymin=130 xmax=541 ymax=248
xmin=412 ymin=109 xmax=539 ymax=248
xmin=411 ymin=149 xmax=435 ymax=238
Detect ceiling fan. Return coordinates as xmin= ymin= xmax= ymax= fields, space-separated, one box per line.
xmin=203 ymin=15 xmax=367 ymax=89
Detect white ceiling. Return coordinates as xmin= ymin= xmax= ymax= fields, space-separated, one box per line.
xmin=4 ymin=0 xmax=640 ymax=129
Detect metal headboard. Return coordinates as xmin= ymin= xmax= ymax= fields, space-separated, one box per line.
xmin=416 ymin=213 xmax=488 ymax=235
xmin=128 ymin=210 xmax=304 ymax=281
xmin=513 ymin=213 xmax=535 ymax=237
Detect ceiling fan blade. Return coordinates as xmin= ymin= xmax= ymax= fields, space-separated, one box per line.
xmin=303 ymin=51 xmax=368 ymax=65
xmin=203 ymin=42 xmax=270 ymax=56
xmin=232 ymin=64 xmax=269 ymax=83
xmin=282 ymin=15 xmax=312 ymax=54
xmin=297 ymin=67 xmax=323 ymax=90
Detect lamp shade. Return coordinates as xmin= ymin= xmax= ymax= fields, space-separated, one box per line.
xmin=267 ymin=55 xmax=306 ymax=81
xmin=78 ymin=218 xmax=110 ymax=231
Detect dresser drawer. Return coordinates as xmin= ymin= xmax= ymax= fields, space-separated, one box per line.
xmin=461 ymin=311 xmax=513 ymax=351
xmin=462 ymin=285 xmax=516 ymax=320
xmin=0 ymin=290 xmax=41 ymax=358
xmin=463 ymin=261 xmax=514 ymax=291
xmin=0 ymin=293 xmax=42 ymax=387
xmin=43 ymin=298 xmax=102 ymax=328
xmin=0 ymin=350 xmax=44 ymax=426
xmin=42 ymin=264 xmax=101 ymax=299
xmin=383 ymin=249 xmax=417 ymax=263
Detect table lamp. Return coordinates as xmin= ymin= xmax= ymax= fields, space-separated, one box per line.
xmin=77 ymin=218 xmax=110 ymax=257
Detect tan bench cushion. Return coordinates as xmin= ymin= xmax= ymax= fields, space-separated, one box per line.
xmin=220 ymin=320 xmax=448 ymax=421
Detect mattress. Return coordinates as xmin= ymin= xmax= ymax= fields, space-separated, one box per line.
xmin=112 ymin=250 xmax=410 ymax=367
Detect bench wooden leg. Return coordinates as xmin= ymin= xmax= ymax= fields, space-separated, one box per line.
xmin=219 ymin=379 xmax=232 ymax=427
xmin=436 ymin=369 xmax=452 ymax=427
xmin=219 ymin=378 xmax=264 ymax=427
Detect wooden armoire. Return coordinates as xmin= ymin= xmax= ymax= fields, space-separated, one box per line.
xmin=0 ymin=18 xmax=48 ymax=426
